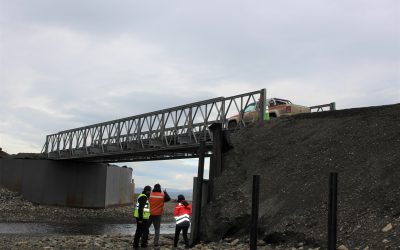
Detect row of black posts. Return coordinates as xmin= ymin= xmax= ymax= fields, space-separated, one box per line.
xmin=191 ymin=129 xmax=338 ymax=249
xmin=250 ymin=172 xmax=338 ymax=250
xmin=190 ymin=124 xmax=223 ymax=246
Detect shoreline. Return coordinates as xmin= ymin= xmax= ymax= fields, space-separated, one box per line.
xmin=0 ymin=188 xmax=176 ymax=224
xmin=0 ymin=234 xmax=260 ymax=250
xmin=0 ymin=188 xmax=308 ymax=249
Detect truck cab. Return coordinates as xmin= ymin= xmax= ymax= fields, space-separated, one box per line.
xmin=227 ymin=98 xmax=310 ymax=129
xmin=267 ymin=98 xmax=310 ymax=118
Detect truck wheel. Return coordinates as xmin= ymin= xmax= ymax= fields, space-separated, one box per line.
xmin=228 ymin=121 xmax=237 ymax=129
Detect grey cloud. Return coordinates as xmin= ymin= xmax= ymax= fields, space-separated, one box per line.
xmin=3 ymin=1 xmax=398 ymax=89
xmin=0 ymin=0 xmax=398 ymax=189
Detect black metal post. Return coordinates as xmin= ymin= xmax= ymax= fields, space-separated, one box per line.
xmin=250 ymin=175 xmax=260 ymax=250
xmin=330 ymin=102 xmax=336 ymax=111
xmin=191 ymin=141 xmax=206 ymax=246
xmin=209 ymin=123 xmax=222 ymax=202
xmin=211 ymin=123 xmax=222 ymax=177
xmin=197 ymin=141 xmax=205 ymax=214
xmin=259 ymin=88 xmax=266 ymax=123
xmin=207 ymin=155 xmax=214 ymax=204
xmin=328 ymin=172 xmax=338 ymax=250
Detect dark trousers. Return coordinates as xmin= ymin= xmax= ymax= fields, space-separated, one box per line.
xmin=148 ymin=215 xmax=161 ymax=246
xmin=174 ymin=222 xmax=190 ymax=247
xmin=133 ymin=218 xmax=149 ymax=248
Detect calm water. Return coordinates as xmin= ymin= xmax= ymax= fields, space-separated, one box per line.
xmin=0 ymin=222 xmax=177 ymax=235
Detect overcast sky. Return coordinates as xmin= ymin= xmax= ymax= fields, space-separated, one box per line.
xmin=0 ymin=0 xmax=399 ymax=189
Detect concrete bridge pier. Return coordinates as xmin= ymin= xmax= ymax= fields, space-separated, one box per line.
xmin=0 ymin=158 xmax=135 ymax=208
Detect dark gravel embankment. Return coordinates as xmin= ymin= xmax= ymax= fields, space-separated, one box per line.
xmin=201 ymin=103 xmax=400 ymax=249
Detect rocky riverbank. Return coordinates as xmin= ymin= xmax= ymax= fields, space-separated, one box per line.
xmin=0 ymin=234 xmax=320 ymax=249
xmin=0 ymin=188 xmax=175 ymax=224
xmin=0 ymin=188 xmax=322 ymax=249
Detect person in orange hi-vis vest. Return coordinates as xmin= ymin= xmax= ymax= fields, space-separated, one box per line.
xmin=148 ymin=183 xmax=170 ymax=247
xmin=173 ymin=194 xmax=192 ymax=249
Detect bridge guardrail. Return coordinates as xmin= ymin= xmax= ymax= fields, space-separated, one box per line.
xmin=310 ymin=102 xmax=336 ymax=112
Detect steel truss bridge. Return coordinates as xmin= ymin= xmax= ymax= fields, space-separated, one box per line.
xmin=43 ymin=89 xmax=267 ymax=162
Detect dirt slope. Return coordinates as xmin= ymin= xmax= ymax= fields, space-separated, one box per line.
xmin=200 ymin=103 xmax=400 ymax=249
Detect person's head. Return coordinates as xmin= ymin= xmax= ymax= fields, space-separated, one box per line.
xmin=143 ymin=185 xmax=152 ymax=196
xmin=153 ymin=183 xmax=161 ymax=192
xmin=177 ymin=194 xmax=185 ymax=202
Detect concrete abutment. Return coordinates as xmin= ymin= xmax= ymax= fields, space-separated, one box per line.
xmin=0 ymin=158 xmax=134 ymax=208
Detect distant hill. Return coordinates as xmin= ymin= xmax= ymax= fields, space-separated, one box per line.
xmin=0 ymin=147 xmax=8 ymax=158
xmin=135 ymin=187 xmax=192 ymax=201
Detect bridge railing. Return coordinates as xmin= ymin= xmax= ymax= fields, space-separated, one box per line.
xmin=310 ymin=102 xmax=336 ymax=112
xmin=43 ymin=89 xmax=266 ymax=159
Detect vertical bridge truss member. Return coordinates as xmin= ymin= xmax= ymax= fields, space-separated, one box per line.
xmin=43 ymin=89 xmax=267 ymax=162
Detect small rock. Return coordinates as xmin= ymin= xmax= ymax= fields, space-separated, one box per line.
xmin=337 ymin=245 xmax=349 ymax=250
xmin=257 ymin=240 xmax=266 ymax=246
xmin=382 ymin=223 xmax=393 ymax=232
xmin=15 ymin=242 xmax=28 ymax=245
xmin=230 ymin=239 xmax=240 ymax=246
xmin=382 ymin=239 xmax=389 ymax=244
xmin=297 ymin=242 xmax=304 ymax=247
xmin=362 ymin=247 xmax=369 ymax=250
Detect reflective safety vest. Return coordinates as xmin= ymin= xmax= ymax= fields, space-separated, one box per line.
xmin=175 ymin=213 xmax=190 ymax=225
xmin=149 ymin=191 xmax=165 ymax=216
xmin=134 ymin=194 xmax=150 ymax=219
xmin=173 ymin=202 xmax=192 ymax=225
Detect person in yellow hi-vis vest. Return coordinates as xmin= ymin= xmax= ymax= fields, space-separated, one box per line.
xmin=133 ymin=185 xmax=151 ymax=249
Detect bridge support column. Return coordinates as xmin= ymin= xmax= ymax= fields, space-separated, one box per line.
xmin=190 ymin=141 xmax=206 ymax=246
xmin=207 ymin=155 xmax=214 ymax=203
xmin=208 ymin=122 xmax=223 ymax=202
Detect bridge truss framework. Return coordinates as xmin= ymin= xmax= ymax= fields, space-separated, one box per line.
xmin=43 ymin=89 xmax=267 ymax=162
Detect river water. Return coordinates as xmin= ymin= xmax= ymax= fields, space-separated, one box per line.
xmin=0 ymin=222 xmax=177 ymax=235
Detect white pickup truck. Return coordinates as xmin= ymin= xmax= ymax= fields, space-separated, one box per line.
xmin=227 ymin=98 xmax=310 ymax=129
